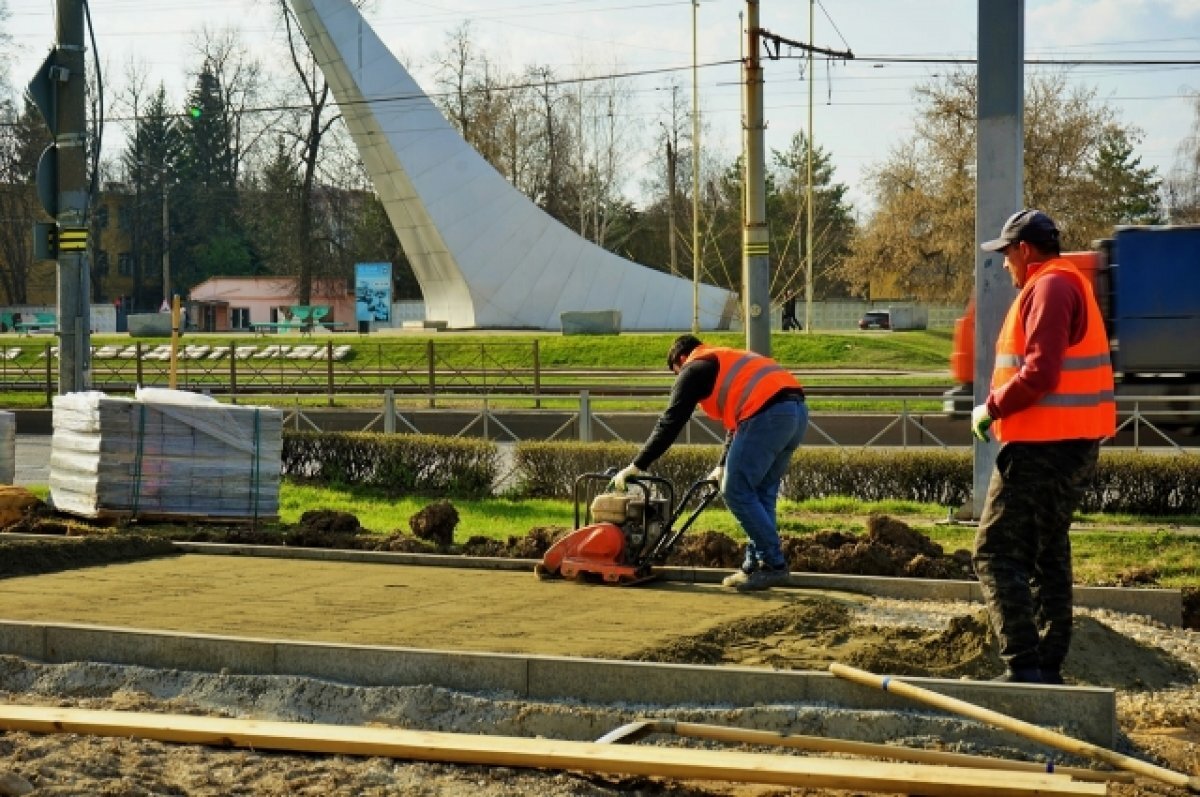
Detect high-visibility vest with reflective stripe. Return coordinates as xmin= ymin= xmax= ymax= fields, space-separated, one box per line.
xmin=686 ymin=345 xmax=801 ymax=431
xmin=991 ymin=259 xmax=1116 ymax=443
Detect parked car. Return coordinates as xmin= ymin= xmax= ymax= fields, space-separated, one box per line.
xmin=858 ymin=310 xmax=890 ymax=330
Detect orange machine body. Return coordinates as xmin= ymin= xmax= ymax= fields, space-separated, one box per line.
xmin=537 ymin=522 xmax=652 ymax=585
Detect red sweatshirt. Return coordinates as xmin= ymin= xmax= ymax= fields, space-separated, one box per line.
xmin=985 ymin=260 xmax=1089 ymax=420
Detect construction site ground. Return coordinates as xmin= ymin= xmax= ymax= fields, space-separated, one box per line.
xmin=0 ymin=520 xmax=1198 ymax=795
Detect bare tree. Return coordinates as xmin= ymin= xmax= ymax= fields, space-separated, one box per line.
xmin=0 ymin=98 xmax=51 ymax=304
xmin=1167 ymin=96 xmax=1200 ymax=223
xmin=841 ymin=70 xmax=1154 ymax=302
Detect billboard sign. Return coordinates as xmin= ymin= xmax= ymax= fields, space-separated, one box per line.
xmin=355 ymin=262 xmax=392 ymax=322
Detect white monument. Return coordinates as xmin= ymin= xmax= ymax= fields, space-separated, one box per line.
xmin=290 ymin=0 xmax=737 ymax=330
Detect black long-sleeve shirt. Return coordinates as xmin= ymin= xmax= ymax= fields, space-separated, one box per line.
xmin=633 ymin=359 xmax=726 ymax=470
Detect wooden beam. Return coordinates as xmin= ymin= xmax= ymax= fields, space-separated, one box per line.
xmin=598 ymin=719 xmax=1132 ymax=784
xmin=0 ymin=704 xmax=1104 ymax=796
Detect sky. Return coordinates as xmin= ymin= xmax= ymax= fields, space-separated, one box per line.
xmin=7 ymin=0 xmax=1200 ymax=217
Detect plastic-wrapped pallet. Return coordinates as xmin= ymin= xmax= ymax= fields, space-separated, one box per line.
xmin=49 ymin=389 xmax=282 ymax=521
xmin=0 ymin=411 xmax=14 ymax=484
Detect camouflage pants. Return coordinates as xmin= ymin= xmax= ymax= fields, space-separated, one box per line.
xmin=972 ymin=439 xmax=1099 ymax=673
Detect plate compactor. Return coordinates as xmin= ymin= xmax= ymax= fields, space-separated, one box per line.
xmin=535 ymin=472 xmax=720 ymax=585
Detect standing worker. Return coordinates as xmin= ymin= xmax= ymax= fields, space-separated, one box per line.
xmin=612 ymin=335 xmax=808 ymax=591
xmin=971 ymin=209 xmax=1115 ymax=684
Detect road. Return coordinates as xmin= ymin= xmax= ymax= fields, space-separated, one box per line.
xmin=14 ymin=436 xmax=48 ymax=486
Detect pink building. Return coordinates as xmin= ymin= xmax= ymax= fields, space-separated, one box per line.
xmin=188 ymin=277 xmax=354 ymax=332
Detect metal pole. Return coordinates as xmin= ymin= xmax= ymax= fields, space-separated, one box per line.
xmin=169 ymin=294 xmax=180 ymax=389
xmin=691 ymin=0 xmax=701 ymax=333
xmin=973 ymin=0 xmax=1023 ymax=518
xmin=742 ymin=0 xmax=770 ymax=355
xmin=162 ymin=185 xmax=170 ymax=305
xmin=804 ymin=0 xmax=815 ymax=333
xmin=55 ymin=0 xmax=89 ymax=393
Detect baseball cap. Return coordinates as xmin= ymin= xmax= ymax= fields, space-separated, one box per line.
xmin=980 ymin=209 xmax=1060 ymax=252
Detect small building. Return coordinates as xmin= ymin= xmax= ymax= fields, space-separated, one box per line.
xmin=188 ymin=277 xmax=354 ymax=332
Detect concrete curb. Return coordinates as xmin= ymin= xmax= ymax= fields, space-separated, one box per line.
xmin=0 ymin=619 xmax=1117 ymax=748
xmin=174 ymin=541 xmax=1183 ymax=626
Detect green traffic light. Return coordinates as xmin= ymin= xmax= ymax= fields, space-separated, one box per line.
xmin=189 ymin=107 xmax=201 ymax=119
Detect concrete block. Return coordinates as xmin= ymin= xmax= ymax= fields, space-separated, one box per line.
xmin=0 ymin=621 xmax=46 ymax=660
xmin=274 ymin=642 xmax=529 ymax=693
xmin=560 ymin=310 xmax=621 ymax=335
xmin=126 ymin=313 xmax=173 ymax=337
xmin=43 ymin=624 xmax=277 ymax=674
xmin=526 ymin=655 xmax=1116 ymax=747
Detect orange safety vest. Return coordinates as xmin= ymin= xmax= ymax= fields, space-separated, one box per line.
xmin=685 ymin=345 xmax=801 ymax=431
xmin=991 ymin=259 xmax=1116 ymax=443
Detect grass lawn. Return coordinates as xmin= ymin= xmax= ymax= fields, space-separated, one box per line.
xmin=44 ymin=328 xmax=955 ymax=372
xmin=279 ymin=483 xmax=1200 ymax=589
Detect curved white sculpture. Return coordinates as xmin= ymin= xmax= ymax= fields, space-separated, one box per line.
xmin=290 ymin=0 xmax=737 ymax=330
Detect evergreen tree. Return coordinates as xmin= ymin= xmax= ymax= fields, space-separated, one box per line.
xmin=120 ymin=85 xmax=182 ymax=309
xmin=172 ymin=61 xmax=252 ymax=292
xmin=1085 ymin=126 xmax=1163 ymax=227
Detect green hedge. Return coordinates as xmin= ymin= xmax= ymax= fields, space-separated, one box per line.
xmin=282 ymin=431 xmax=498 ymax=497
xmin=512 ymin=442 xmax=1200 ymax=515
xmin=512 ymin=442 xmax=972 ymax=506
xmin=512 ymin=441 xmax=722 ymax=499
xmin=282 ymin=431 xmax=1200 ymax=515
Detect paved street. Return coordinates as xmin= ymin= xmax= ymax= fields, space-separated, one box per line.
xmin=14 ymin=435 xmax=49 ymax=486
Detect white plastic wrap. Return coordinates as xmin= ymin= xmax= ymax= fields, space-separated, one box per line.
xmin=49 ymin=390 xmax=282 ymax=520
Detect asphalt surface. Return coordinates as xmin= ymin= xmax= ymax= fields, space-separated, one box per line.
xmin=14 ymin=435 xmax=48 ymax=486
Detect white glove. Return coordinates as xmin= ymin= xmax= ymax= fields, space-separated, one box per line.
xmin=611 ymin=464 xmax=643 ymax=492
xmin=971 ymin=404 xmax=994 ymax=442
xmin=705 ymin=466 xmax=725 ymax=489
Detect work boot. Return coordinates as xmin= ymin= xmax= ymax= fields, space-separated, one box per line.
xmin=1040 ymin=669 xmax=1065 ymax=685
xmin=991 ymin=668 xmax=1043 ymax=684
xmin=734 ymin=566 xmax=790 ymax=592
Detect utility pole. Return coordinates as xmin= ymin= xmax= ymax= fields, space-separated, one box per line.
xmin=744 ymin=4 xmax=852 ymax=355
xmin=28 ymin=0 xmax=91 ymax=393
xmin=973 ymin=1 xmax=1023 ymax=517
xmin=742 ymin=0 xmax=770 ymax=354
xmin=665 ymin=111 xmax=679 ymax=277
xmin=162 ymin=185 xmax=171 ymax=305
xmin=805 ymin=0 xmax=815 ymax=333
xmin=690 ymin=0 xmax=701 ymax=333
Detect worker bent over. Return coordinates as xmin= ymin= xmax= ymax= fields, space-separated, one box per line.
xmin=613 ymin=335 xmax=808 ymax=591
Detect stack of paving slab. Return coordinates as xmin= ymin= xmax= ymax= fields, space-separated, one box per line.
xmin=49 ymin=389 xmax=282 ymax=521
xmin=0 ymin=411 xmax=13 ymax=484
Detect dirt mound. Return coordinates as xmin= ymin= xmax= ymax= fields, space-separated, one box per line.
xmin=666 ymin=530 xmax=742 ymax=568
xmin=781 ymin=516 xmax=973 ymax=579
xmin=409 ymin=500 xmax=459 ymax=547
xmin=285 ymin=509 xmax=362 ymax=547
xmin=0 ymin=535 xmax=177 ymax=578
xmin=626 ymin=597 xmax=1193 ymax=688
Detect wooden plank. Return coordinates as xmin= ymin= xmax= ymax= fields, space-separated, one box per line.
xmin=0 ymin=705 xmax=1105 ymax=796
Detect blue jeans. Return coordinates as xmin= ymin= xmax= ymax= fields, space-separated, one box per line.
xmin=723 ymin=398 xmax=808 ymax=570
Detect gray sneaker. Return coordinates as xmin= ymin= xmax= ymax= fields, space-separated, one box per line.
xmin=735 ymin=566 xmax=790 ymax=592
xmin=721 ymin=567 xmax=755 ymax=587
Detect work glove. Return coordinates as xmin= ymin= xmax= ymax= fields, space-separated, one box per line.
xmin=705 ymin=466 xmax=725 ymax=490
xmin=611 ymin=464 xmax=643 ymax=492
xmin=970 ymin=404 xmax=993 ymax=443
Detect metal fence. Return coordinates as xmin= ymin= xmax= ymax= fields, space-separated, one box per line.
xmin=275 ymin=390 xmax=1199 ymax=452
